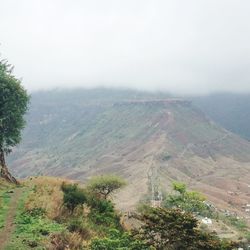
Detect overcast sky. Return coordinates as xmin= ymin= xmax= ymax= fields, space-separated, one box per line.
xmin=0 ymin=0 xmax=250 ymax=94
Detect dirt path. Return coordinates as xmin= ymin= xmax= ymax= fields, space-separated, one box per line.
xmin=0 ymin=188 xmax=23 ymax=249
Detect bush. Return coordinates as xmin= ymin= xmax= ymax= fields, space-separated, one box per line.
xmin=90 ymin=229 xmax=150 ymax=250
xmin=61 ymin=183 xmax=87 ymax=213
xmin=87 ymin=195 xmax=120 ymax=228
xmin=163 ymin=182 xmax=212 ymax=216
xmin=89 ymin=210 xmax=120 ymax=228
xmin=61 ymin=182 xmax=78 ymax=193
xmin=87 ymin=195 xmax=114 ymax=213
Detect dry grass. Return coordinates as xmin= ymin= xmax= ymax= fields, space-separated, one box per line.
xmin=23 ymin=176 xmax=76 ymax=219
xmin=49 ymin=231 xmax=83 ymax=250
xmin=0 ymin=178 xmax=14 ymax=189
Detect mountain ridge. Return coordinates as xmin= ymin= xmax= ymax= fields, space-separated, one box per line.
xmin=8 ymin=89 xmax=250 ymax=219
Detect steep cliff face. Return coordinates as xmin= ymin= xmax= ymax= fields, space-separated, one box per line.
xmin=8 ymin=90 xmax=250 ymax=216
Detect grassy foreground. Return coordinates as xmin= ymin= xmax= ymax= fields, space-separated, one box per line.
xmin=0 ymin=176 xmax=247 ymax=250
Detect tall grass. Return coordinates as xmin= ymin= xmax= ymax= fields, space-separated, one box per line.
xmin=24 ymin=176 xmax=74 ymax=219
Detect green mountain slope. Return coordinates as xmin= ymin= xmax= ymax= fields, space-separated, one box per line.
xmin=8 ymin=89 xmax=250 ymax=218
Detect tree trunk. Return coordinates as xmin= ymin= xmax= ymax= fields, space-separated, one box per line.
xmin=0 ymin=149 xmax=18 ymax=184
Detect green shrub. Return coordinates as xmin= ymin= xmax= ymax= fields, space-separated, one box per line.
xmin=87 ymin=195 xmax=120 ymax=228
xmin=87 ymin=195 xmax=114 ymax=213
xmin=61 ymin=182 xmax=78 ymax=193
xmin=90 ymin=229 xmax=150 ymax=250
xmin=163 ymin=182 xmax=212 ymax=216
xmin=61 ymin=183 xmax=87 ymax=213
xmin=89 ymin=210 xmax=119 ymax=228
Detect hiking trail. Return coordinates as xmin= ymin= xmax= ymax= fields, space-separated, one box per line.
xmin=0 ymin=187 xmax=23 ymax=249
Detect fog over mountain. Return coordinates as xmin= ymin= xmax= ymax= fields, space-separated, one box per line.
xmin=1 ymin=0 xmax=250 ymax=94
xmin=193 ymin=93 xmax=250 ymax=140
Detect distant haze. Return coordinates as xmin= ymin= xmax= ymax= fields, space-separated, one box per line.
xmin=1 ymin=0 xmax=250 ymax=94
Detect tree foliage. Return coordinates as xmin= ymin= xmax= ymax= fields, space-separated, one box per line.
xmin=87 ymin=175 xmax=126 ymax=199
xmin=0 ymin=58 xmax=29 ymax=182
xmin=61 ymin=183 xmax=87 ymax=213
xmin=163 ymin=182 xmax=210 ymax=215
xmin=0 ymin=59 xmax=29 ymax=153
xmin=86 ymin=191 xmax=121 ymax=228
xmin=135 ymin=206 xmax=237 ymax=250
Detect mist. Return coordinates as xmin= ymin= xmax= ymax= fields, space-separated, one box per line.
xmin=1 ymin=0 xmax=250 ymax=95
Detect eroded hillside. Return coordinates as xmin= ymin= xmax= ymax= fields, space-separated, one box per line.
xmin=8 ymin=90 xmax=250 ymax=221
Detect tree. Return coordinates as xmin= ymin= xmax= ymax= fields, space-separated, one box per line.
xmin=134 ymin=206 xmax=237 ymax=250
xmin=87 ymin=175 xmax=126 ymax=199
xmin=61 ymin=183 xmax=87 ymax=213
xmin=0 ymin=59 xmax=29 ymax=183
xmin=163 ymin=182 xmax=210 ymax=215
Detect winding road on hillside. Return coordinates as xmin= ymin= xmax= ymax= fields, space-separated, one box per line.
xmin=0 ymin=187 xmax=23 ymax=249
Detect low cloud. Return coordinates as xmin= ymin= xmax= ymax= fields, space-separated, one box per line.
xmin=1 ymin=0 xmax=250 ymax=94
